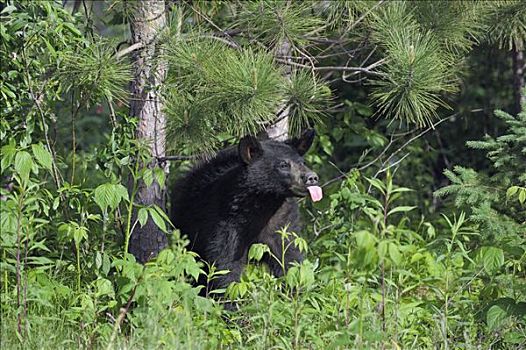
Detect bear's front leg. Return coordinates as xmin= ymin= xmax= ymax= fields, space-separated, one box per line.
xmin=204 ymin=259 xmax=246 ymax=311
xmin=209 ymin=259 xmax=245 ymax=292
xmin=203 ymin=223 xmax=249 ymax=293
xmin=265 ymin=236 xmax=304 ymax=278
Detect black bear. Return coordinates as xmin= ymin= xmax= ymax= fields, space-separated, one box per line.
xmin=171 ymin=130 xmax=322 ymax=295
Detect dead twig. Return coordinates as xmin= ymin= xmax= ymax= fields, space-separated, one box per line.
xmin=105 ymin=285 xmax=137 ymax=350
xmin=276 ymin=57 xmax=386 ymax=76
xmin=322 ymin=113 xmax=460 ymax=189
xmin=115 ymin=42 xmax=143 ymax=59
xmin=185 ymin=1 xmax=240 ymax=49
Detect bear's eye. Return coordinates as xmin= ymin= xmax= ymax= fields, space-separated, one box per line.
xmin=278 ymin=160 xmax=290 ymax=169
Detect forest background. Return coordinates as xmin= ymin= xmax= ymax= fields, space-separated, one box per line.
xmin=1 ymin=1 xmax=525 ymax=349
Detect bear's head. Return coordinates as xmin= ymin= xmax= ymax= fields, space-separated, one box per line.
xmin=238 ymin=130 xmax=323 ymax=202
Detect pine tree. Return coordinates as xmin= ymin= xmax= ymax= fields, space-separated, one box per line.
xmin=435 ymin=103 xmax=526 ymax=241
xmin=159 ymin=0 xmax=523 ymax=142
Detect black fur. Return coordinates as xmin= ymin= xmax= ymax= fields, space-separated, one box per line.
xmin=171 ymin=132 xmax=318 ymax=294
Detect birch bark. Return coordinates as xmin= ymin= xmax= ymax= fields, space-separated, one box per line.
xmin=128 ymin=0 xmax=169 ymax=263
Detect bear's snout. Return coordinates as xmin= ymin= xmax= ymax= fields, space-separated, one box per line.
xmin=304 ymin=171 xmax=319 ymax=186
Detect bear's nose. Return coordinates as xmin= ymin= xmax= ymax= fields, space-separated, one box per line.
xmin=304 ymin=172 xmax=319 ymax=186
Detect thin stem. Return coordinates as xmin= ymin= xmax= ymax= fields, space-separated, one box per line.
xmin=281 ymin=233 xmax=287 ymax=275
xmin=380 ymin=182 xmax=389 ymax=345
xmin=70 ymin=100 xmax=82 ymax=185
xmin=124 ymin=161 xmax=140 ymax=255
xmin=124 ymin=186 xmax=137 ymax=256
xmin=76 ymin=242 xmax=81 ymax=292
xmin=23 ymin=207 xmax=30 ymax=329
xmin=3 ymin=250 xmax=8 ymax=297
xmin=106 ymin=97 xmax=117 ymax=129
xmin=15 ymin=190 xmax=24 ymax=338
xmin=293 ymin=297 xmax=300 ymax=349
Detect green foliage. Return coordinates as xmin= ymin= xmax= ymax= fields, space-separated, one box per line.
xmin=2 ymin=127 xmax=525 ymax=348
xmin=368 ymin=2 xmax=458 ymax=126
xmin=164 ymin=39 xmax=285 ymax=153
xmin=413 ymin=1 xmax=487 ymax=54
xmin=56 ymin=37 xmax=132 ymax=106
xmin=435 ymin=107 xmax=526 ymax=239
xmin=1 ymin=1 xmax=525 ymax=349
xmin=286 ymin=70 xmax=331 ymax=136
xmin=486 ymin=0 xmax=526 ymax=50
xmin=319 ymin=0 xmax=373 ymax=30
xmin=235 ymin=0 xmax=324 ymax=49
xmin=93 ymin=182 xmax=129 ymax=213
xmin=1 ymin=1 xmax=83 ymax=140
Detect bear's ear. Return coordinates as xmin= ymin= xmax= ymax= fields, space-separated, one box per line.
xmin=239 ymin=136 xmax=263 ymax=164
xmin=286 ymin=129 xmax=315 ymax=156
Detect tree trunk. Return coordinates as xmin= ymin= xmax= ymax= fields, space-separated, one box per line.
xmin=512 ymin=44 xmax=525 ymax=114
xmin=128 ymin=0 xmax=169 ymax=263
xmin=267 ymin=39 xmax=292 ymax=141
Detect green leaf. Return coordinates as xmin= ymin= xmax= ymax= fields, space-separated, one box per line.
xmin=480 ymin=247 xmax=504 ymax=274
xmin=148 ymin=207 xmax=167 ymax=233
xmin=387 ymin=206 xmax=416 ymax=216
xmin=119 ymin=156 xmax=130 ymax=166
xmin=286 ymin=265 xmax=300 ymax=288
xmin=298 ymin=261 xmax=315 ymax=287
xmin=1 ymin=143 xmax=16 ymax=172
xmin=388 ymin=242 xmax=402 ymax=266
xmin=237 ymin=281 xmax=248 ymax=298
xmin=95 ymin=252 xmax=102 ymax=270
xmin=293 ymin=237 xmax=308 ymax=253
xmin=486 ymin=305 xmax=508 ymax=331
xmin=31 ymin=143 xmax=53 ymax=170
xmin=138 ymin=208 xmax=148 ymax=227
xmin=183 ymin=259 xmax=201 ymax=281
xmin=93 ymin=183 xmax=128 ymax=212
xmin=355 ymin=231 xmax=376 ymax=249
xmin=151 ymin=205 xmax=171 ymax=225
xmin=377 ymin=240 xmax=388 ymax=259
xmin=73 ymin=225 xmax=88 ymax=246
xmin=506 ymin=186 xmax=519 ymax=198
xmin=519 ymin=189 xmax=526 ymax=205
xmin=95 ymin=278 xmax=115 ymax=298
xmin=63 ymin=22 xmax=82 ymax=37
xmin=391 ymin=187 xmax=414 ymax=194
xmin=143 ymin=169 xmax=154 ymax=187
xmin=53 ymin=196 xmax=60 ymax=210
xmin=115 ymin=184 xmax=129 ymax=203
xmin=248 ymin=243 xmax=270 ymax=262
xmin=425 ymin=223 xmax=436 ymax=239
xmin=14 ymin=151 xmax=33 ymax=182
xmin=154 ymin=167 xmax=165 ymax=187
xmin=319 ymin=135 xmax=334 ymax=156
xmin=366 ymin=177 xmax=386 ymax=195
xmin=410 ymin=252 xmax=424 ymax=263
xmin=93 ymin=184 xmax=112 ymax=212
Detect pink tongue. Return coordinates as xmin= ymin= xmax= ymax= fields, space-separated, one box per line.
xmin=307 ymin=186 xmax=323 ymax=202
